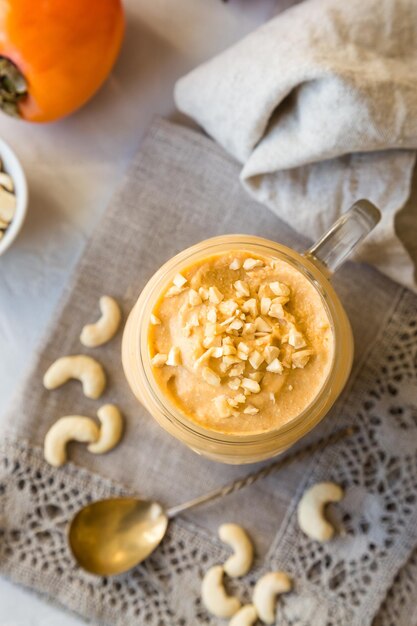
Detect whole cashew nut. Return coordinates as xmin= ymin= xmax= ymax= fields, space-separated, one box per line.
xmin=43 ymin=355 xmax=106 ymax=399
xmin=44 ymin=416 xmax=99 ymax=467
xmin=88 ymin=404 xmax=123 ymax=454
xmin=229 ymin=604 xmax=258 ymax=626
xmin=80 ymin=296 xmax=122 ymax=347
xmin=297 ymin=481 xmax=344 ymax=542
xmin=219 ymin=523 xmax=254 ymax=578
xmin=253 ymin=571 xmax=292 ymax=625
xmin=201 ymin=565 xmax=241 ymax=618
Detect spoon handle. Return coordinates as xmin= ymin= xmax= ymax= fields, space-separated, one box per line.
xmin=166 ymin=425 xmax=357 ymax=518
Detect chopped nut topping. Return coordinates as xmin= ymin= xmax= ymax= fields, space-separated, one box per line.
xmin=241 ymin=378 xmax=261 ymax=394
xmin=291 ymin=349 xmax=313 ymax=369
xmin=214 ymin=395 xmax=232 ymax=417
xmin=229 ymin=363 xmax=245 ymax=377
xmin=202 ymin=366 xmax=221 ymax=386
xmin=151 ymin=353 xmax=167 ymax=367
xmin=199 ymin=287 xmax=209 ymax=300
xmin=234 ymin=280 xmax=250 ymax=297
xmin=244 ymin=405 xmax=259 ymax=415
xmin=188 ymin=311 xmax=200 ymax=327
xmin=257 ymin=283 xmax=272 ymax=299
xmin=288 ymin=327 xmax=307 ymax=349
xmin=228 ymin=319 xmax=243 ymax=332
xmin=220 ymin=316 xmax=236 ymax=327
xmin=243 ymin=258 xmax=263 ymax=270
xmin=264 ymin=345 xmax=280 ymax=364
xmin=173 ymin=273 xmax=187 ymax=288
xmin=266 ymin=358 xmax=284 ymax=374
xmin=288 ymin=384 xmax=294 ymax=391
xmin=242 ymin=298 xmax=258 ymax=317
xmin=269 ymin=281 xmax=290 ymax=296
xmin=151 ymin=253 xmax=318 ymax=423
xmin=209 ymin=286 xmax=224 ymax=304
xmin=188 ymin=289 xmax=202 ymax=306
xmin=242 ymin=322 xmax=256 ymax=335
xmin=272 ymin=295 xmax=290 ymax=305
xmin=237 ymin=342 xmax=250 ymax=355
xmin=166 ymin=346 xmax=181 ymax=366
xmin=165 ymin=285 xmax=185 ymax=298
xmin=219 ymin=300 xmax=238 ymax=316
xmin=269 ymin=301 xmax=285 ymax=319
xmin=256 ymin=334 xmax=273 ymax=346
xmin=255 ymin=317 xmax=272 ymax=333
xmin=260 ymin=297 xmax=272 ymax=316
xmin=249 ymin=350 xmax=264 ymax=370
xmin=229 ymin=258 xmax=241 ymax=270
xmin=223 ymin=355 xmax=242 ymax=367
xmin=207 ymin=307 xmax=217 ymax=323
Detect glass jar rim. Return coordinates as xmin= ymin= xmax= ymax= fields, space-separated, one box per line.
xmin=134 ymin=234 xmax=353 ymax=448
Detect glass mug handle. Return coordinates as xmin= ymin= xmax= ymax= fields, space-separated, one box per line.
xmin=304 ymin=199 xmax=381 ymax=275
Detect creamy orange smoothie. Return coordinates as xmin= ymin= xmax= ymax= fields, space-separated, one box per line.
xmin=148 ymin=251 xmax=334 ymax=435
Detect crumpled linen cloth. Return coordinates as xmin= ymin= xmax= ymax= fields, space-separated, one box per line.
xmin=0 ymin=120 xmax=416 ymax=626
xmin=175 ymin=0 xmax=417 ymax=291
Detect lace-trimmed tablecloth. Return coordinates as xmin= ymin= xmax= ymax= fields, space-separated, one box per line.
xmin=0 ymin=120 xmax=416 ymax=626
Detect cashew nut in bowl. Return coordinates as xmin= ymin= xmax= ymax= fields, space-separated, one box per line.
xmin=253 ymin=571 xmax=292 ymax=624
xmin=297 ymin=481 xmax=344 ymax=542
xmin=80 ymin=295 xmax=122 ymax=347
xmin=219 ymin=523 xmax=254 ymax=577
xmin=43 ymin=355 xmax=106 ymax=399
xmin=44 ymin=416 xmax=99 ymax=467
xmin=201 ymin=565 xmax=241 ymax=618
xmin=87 ymin=404 xmax=123 ymax=454
xmin=229 ymin=604 xmax=258 ymax=626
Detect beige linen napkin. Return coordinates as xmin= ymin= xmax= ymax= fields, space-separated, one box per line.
xmin=0 ymin=120 xmax=416 ymax=626
xmin=175 ymin=0 xmax=417 ymax=292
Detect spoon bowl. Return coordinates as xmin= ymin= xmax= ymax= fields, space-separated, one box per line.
xmin=69 ymin=498 xmax=168 ymax=576
xmin=68 ymin=427 xmax=356 ymax=576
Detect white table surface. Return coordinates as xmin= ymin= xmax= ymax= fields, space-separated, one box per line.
xmin=0 ymin=0 xmax=284 ymax=623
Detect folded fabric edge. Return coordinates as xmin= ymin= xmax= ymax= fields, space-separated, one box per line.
xmin=241 ymin=152 xmax=417 ymax=293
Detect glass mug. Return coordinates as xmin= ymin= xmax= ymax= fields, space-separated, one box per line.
xmin=122 ymin=200 xmax=380 ymax=464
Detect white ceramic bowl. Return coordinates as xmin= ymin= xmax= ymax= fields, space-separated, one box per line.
xmin=0 ymin=138 xmax=28 ymax=256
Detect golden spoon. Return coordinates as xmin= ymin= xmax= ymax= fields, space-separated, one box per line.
xmin=68 ymin=426 xmax=356 ymax=576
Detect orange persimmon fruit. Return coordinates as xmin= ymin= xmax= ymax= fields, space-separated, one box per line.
xmin=0 ymin=0 xmax=124 ymax=122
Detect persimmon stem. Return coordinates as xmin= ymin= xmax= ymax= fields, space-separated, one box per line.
xmin=0 ymin=56 xmax=27 ymax=117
